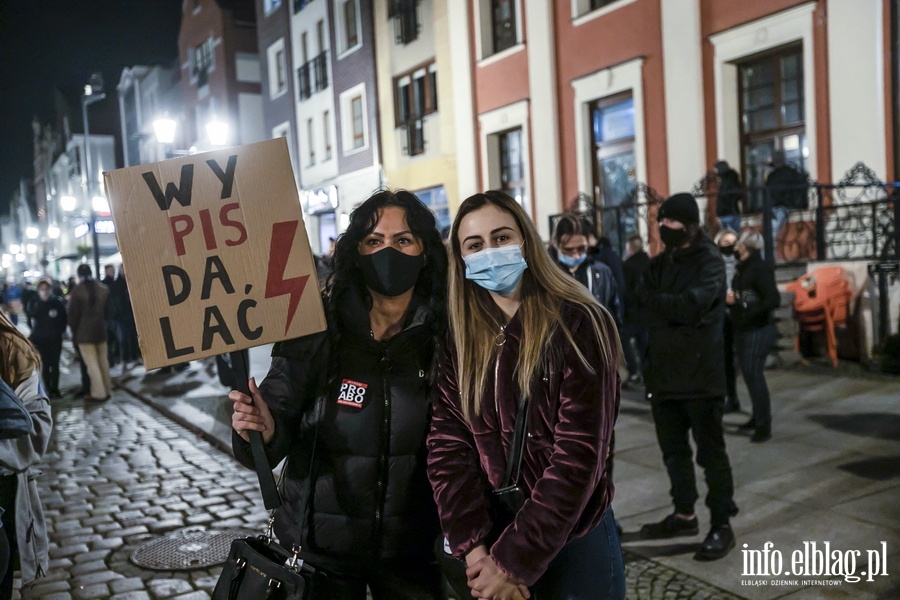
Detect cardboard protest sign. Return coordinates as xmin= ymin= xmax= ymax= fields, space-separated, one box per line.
xmin=103 ymin=138 xmax=326 ymax=370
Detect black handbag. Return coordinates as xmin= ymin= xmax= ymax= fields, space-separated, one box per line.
xmin=213 ymin=351 xmax=327 ymax=600
xmin=0 ymin=378 xmax=33 ymax=440
xmin=437 ymin=391 xmax=531 ymax=597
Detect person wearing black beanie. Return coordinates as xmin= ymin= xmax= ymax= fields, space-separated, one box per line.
xmin=638 ymin=192 xmax=739 ymax=561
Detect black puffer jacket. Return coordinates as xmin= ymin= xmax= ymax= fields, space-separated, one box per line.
xmin=232 ymin=287 xmax=441 ymax=572
xmin=641 ymin=235 xmax=727 ymax=400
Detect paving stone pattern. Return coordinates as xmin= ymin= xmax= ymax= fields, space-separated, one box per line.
xmin=19 ymin=394 xmax=267 ymax=599
xmin=17 ymin=390 xmax=749 ymax=599
xmin=622 ymin=550 xmax=747 ymax=600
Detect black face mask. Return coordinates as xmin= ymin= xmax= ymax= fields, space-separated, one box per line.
xmin=659 ymin=225 xmax=688 ymax=248
xmin=357 ymin=246 xmax=425 ymax=297
xmin=719 ymin=245 xmax=735 ymax=256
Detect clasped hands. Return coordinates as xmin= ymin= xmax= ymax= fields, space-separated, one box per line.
xmin=465 ymin=545 xmax=530 ymax=600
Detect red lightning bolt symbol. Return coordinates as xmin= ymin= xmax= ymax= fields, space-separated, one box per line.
xmin=265 ymin=220 xmax=310 ymax=335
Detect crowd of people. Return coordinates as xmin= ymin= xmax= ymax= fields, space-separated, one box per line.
xmin=229 ymin=175 xmax=783 ymax=599
xmin=0 ymin=161 xmax=789 ymax=598
xmin=1 ymin=262 xmax=141 ymax=404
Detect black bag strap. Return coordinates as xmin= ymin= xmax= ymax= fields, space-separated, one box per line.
xmin=294 ymin=392 xmax=324 ymax=549
xmin=502 ymin=391 xmax=529 ymax=488
xmin=231 ymin=350 xmax=281 ymax=510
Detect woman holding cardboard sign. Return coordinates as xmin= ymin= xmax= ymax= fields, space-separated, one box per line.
xmin=231 ymin=190 xmax=448 ymax=599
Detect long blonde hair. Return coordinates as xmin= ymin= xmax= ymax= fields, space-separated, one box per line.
xmin=448 ymin=191 xmax=620 ymax=421
xmin=0 ymin=310 xmax=42 ymax=388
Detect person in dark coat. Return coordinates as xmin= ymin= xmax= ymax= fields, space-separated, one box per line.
xmin=113 ymin=264 xmax=140 ymax=368
xmin=26 ymin=279 xmax=67 ymax=398
xmin=101 ymin=265 xmax=121 ymax=370
xmin=639 ymin=193 xmax=738 ymax=562
xmin=67 ymin=264 xmax=111 ymax=402
xmin=550 ymin=214 xmax=622 ymax=324
xmin=714 ymin=160 xmax=746 ymax=233
xmin=230 ymin=190 xmax=448 ymax=599
xmin=587 ymin=231 xmax=626 ymax=316
xmin=730 ymin=231 xmax=780 ymax=442
xmin=716 ymin=229 xmax=741 ymax=413
xmin=621 ymin=234 xmax=650 ymax=385
xmin=765 ymin=150 xmax=808 ymax=258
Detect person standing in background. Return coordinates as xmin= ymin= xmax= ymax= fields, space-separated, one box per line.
xmin=113 ymin=264 xmax=141 ymax=369
xmin=716 ymin=229 xmax=741 ymax=413
xmin=639 ymin=193 xmax=738 ymax=561
xmin=68 ymin=264 xmax=112 ymax=402
xmin=621 ymin=234 xmax=650 ymax=386
xmin=551 ymin=214 xmax=622 ymax=324
xmin=26 ymin=279 xmax=67 ymax=399
xmin=714 ymin=160 xmax=746 ymax=233
xmin=765 ymin=150 xmax=808 ymax=259
xmin=729 ymin=231 xmax=781 ymax=443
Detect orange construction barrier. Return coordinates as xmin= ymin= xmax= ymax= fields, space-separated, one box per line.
xmin=785 ymin=266 xmax=852 ymax=366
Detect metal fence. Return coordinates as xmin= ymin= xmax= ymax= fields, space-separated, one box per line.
xmin=550 ymin=162 xmax=899 ymax=268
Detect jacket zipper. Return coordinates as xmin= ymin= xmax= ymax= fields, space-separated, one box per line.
xmin=373 ymin=344 xmax=392 ymax=551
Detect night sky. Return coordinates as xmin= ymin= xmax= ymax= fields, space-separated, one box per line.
xmin=0 ymin=0 xmax=184 ymax=213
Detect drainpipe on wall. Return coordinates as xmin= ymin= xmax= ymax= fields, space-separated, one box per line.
xmin=893 ymin=0 xmax=900 ymax=181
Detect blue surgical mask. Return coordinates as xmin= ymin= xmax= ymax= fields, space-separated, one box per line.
xmin=464 ymin=245 xmax=528 ymax=297
xmin=558 ymin=252 xmax=587 ymax=268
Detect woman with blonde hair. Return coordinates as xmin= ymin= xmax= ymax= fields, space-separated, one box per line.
xmin=0 ymin=312 xmax=51 ymax=596
xmin=427 ymin=191 xmax=624 ymax=599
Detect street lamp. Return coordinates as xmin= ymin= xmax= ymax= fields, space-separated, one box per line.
xmin=206 ymin=118 xmax=229 ymax=147
xmin=153 ymin=117 xmax=177 ymax=145
xmin=25 ymin=227 xmax=39 ymax=240
xmin=82 ymin=72 xmax=106 ymax=276
xmin=60 ymin=195 xmax=77 ymax=212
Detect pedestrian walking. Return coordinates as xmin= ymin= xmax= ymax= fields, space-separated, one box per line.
xmin=639 ymin=193 xmax=739 ymax=561
xmin=716 ymin=229 xmax=741 ymax=413
xmin=231 ymin=190 xmax=448 ymax=599
xmin=67 ymin=264 xmax=112 ymax=402
xmin=714 ymin=160 xmax=746 ymax=233
xmin=0 ymin=311 xmax=52 ymax=597
xmin=730 ymin=231 xmax=780 ymax=442
xmin=26 ymin=279 xmax=67 ymax=398
xmin=622 ymin=234 xmax=650 ymax=386
xmin=428 ymin=190 xmax=624 ymax=599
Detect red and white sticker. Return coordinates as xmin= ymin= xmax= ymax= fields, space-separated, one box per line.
xmin=336 ymin=379 xmax=368 ymax=409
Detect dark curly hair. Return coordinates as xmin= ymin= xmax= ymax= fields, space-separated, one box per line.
xmin=326 ymin=188 xmax=448 ymax=340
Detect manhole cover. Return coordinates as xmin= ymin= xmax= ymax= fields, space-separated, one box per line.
xmin=130 ymin=527 xmax=252 ymax=570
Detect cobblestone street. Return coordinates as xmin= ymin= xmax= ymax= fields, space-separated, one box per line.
xmin=12 ymin=377 xmax=757 ymax=600
xmin=20 ymin=391 xmax=267 ymax=600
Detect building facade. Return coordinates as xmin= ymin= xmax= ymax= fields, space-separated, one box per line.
xmin=256 ymin=0 xmax=301 ymax=180
xmin=178 ymin=0 xmax=265 ymax=151
xmin=289 ymin=0 xmax=383 ymax=255
xmin=447 ymin=0 xmax=894 ymax=243
xmin=117 ymin=64 xmax=185 ymax=166
xmin=374 ymin=0 xmax=460 ymax=233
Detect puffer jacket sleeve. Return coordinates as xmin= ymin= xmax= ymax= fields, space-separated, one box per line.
xmin=426 ymin=346 xmax=493 ymax=559
xmin=491 ymin=308 xmax=619 ymax=586
xmin=232 ymin=333 xmax=326 ymax=470
xmin=645 ymin=248 xmax=724 ymax=326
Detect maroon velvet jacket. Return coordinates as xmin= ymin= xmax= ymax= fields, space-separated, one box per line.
xmin=426 ymin=302 xmax=620 ymax=586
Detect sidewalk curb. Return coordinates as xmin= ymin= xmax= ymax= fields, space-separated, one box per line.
xmin=116 ymin=378 xmax=236 ymax=458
